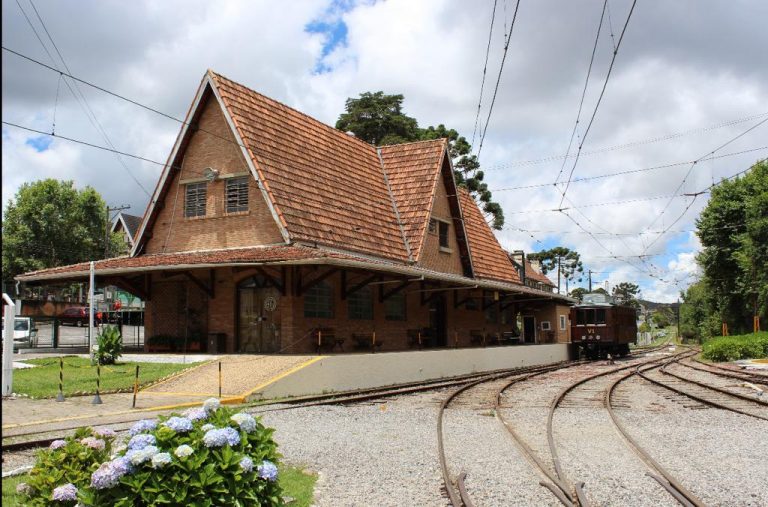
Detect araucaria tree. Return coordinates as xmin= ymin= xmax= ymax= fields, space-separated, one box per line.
xmin=527 ymin=247 xmax=584 ymax=293
xmin=612 ymin=282 xmax=641 ymax=309
xmin=2 ymin=179 xmax=122 ymax=286
xmin=336 ymin=92 xmax=505 ymax=229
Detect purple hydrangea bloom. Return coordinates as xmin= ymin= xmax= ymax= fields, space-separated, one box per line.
xmin=80 ymin=437 xmax=106 ymax=450
xmin=230 ymin=413 xmax=257 ymax=433
xmin=49 ymin=440 xmax=67 ymax=450
xmin=239 ymin=456 xmax=254 ymax=472
xmin=129 ymin=419 xmax=158 ymax=436
xmin=163 ymin=416 xmax=193 ymax=433
xmin=126 ymin=445 xmax=159 ymax=465
xmin=201 ymin=423 xmax=215 ymax=432
xmin=91 ymin=457 xmax=133 ymax=490
xmin=151 ymin=452 xmax=172 ymax=468
xmin=52 ymin=483 xmax=78 ymax=502
xmin=93 ymin=427 xmax=116 ymax=438
xmin=257 ymin=460 xmax=278 ymax=482
xmin=203 ymin=398 xmax=220 ymax=412
xmin=174 ymin=444 xmax=194 ymax=458
xmin=203 ymin=427 xmax=240 ymax=448
xmin=183 ymin=407 xmax=208 ymax=421
xmin=127 ymin=433 xmax=156 ymax=450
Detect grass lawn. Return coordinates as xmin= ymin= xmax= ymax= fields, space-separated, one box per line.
xmin=701 ymin=331 xmax=768 ymax=362
xmin=2 ymin=466 xmax=316 ymax=506
xmin=12 ymin=356 xmax=199 ymax=398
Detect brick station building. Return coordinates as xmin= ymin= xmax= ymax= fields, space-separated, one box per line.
xmin=18 ymin=70 xmax=573 ymax=354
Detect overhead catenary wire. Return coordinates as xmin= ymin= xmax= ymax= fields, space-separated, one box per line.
xmin=557 ymin=0 xmax=638 ymax=208
xmin=475 ymin=0 xmax=522 ymax=161
xmin=470 ymin=0 xmax=499 ymax=149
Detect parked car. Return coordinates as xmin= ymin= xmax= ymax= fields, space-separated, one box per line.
xmin=1 ymin=317 xmax=35 ymax=351
xmin=57 ymin=307 xmax=103 ymax=327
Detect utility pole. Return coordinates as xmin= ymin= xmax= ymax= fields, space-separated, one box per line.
xmin=588 ymin=270 xmax=593 ymax=292
xmin=105 ymin=204 xmax=130 ymax=256
xmin=557 ymin=256 xmax=561 ymax=294
xmin=676 ymin=297 xmax=681 ymax=342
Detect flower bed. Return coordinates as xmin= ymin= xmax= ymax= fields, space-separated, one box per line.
xmin=17 ymin=399 xmax=284 ymax=506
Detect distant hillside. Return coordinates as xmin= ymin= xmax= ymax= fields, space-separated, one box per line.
xmin=638 ymin=299 xmax=680 ymax=312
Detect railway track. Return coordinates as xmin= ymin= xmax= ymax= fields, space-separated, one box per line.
xmin=685 ymin=357 xmax=768 ymax=386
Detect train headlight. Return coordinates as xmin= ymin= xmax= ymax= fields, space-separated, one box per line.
xmin=596 ymin=335 xmax=601 ymax=340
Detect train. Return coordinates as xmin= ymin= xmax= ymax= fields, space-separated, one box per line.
xmin=570 ymin=292 xmax=638 ymax=359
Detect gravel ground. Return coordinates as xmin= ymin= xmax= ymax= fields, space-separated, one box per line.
xmin=615 ymin=375 xmax=768 ymax=507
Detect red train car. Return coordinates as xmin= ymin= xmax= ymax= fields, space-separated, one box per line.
xmin=570 ymin=293 xmax=637 ymax=359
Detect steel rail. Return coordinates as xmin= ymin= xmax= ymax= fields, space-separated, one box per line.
xmin=660 ymin=362 xmax=768 ymax=406
xmin=638 ymin=362 xmax=768 ymax=422
xmin=606 ymin=357 xmax=707 ymax=507
xmin=686 ymin=358 xmax=768 ymax=386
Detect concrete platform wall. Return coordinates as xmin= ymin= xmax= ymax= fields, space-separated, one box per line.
xmin=255 ymin=344 xmax=570 ymax=399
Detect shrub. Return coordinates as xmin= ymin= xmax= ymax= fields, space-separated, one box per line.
xmin=18 ymin=427 xmax=116 ymax=506
xmin=17 ymin=400 xmax=284 ymax=506
xmin=701 ymin=332 xmax=768 ymax=362
xmin=96 ymin=325 xmax=123 ymax=365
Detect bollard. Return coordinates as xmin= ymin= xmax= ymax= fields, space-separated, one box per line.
xmin=131 ymin=365 xmax=140 ymax=409
xmin=218 ymin=361 xmax=222 ymax=399
xmin=56 ymin=357 xmax=65 ymax=402
xmin=317 ymin=329 xmax=322 ymax=354
xmin=418 ymin=331 xmax=422 ymax=349
xmin=372 ymin=331 xmax=376 ymax=353
xmin=454 ymin=330 xmax=458 ymax=348
xmin=92 ymin=363 xmax=103 ymax=404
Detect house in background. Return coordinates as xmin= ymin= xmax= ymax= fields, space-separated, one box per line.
xmin=17 ymin=70 xmax=574 ymax=354
xmin=111 ymin=212 xmax=143 ymax=253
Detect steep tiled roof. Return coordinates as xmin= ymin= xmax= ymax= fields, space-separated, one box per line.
xmin=210 ymin=72 xmax=409 ymax=262
xmin=120 ymin=213 xmax=143 ymax=239
xmin=458 ymin=188 xmax=521 ymax=284
xmin=524 ymin=259 xmax=555 ymax=287
xmin=379 ymin=139 xmax=446 ymax=259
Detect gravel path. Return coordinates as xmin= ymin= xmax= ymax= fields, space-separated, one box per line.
xmin=614 ymin=374 xmax=768 ymax=507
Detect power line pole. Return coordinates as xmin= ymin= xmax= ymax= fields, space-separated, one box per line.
xmin=105 ymin=204 xmax=130 ymax=256
xmin=588 ymin=270 xmax=593 ymax=292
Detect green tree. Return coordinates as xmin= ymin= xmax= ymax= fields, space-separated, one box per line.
xmin=612 ymin=282 xmax=641 ymax=309
xmin=569 ymin=287 xmax=587 ymax=302
xmin=527 ymin=247 xmax=584 ymax=293
xmin=336 ymin=92 xmax=505 ymax=229
xmin=696 ymin=159 xmax=768 ymax=333
xmin=2 ymin=179 xmax=122 ymax=285
xmin=651 ymin=308 xmax=673 ymax=328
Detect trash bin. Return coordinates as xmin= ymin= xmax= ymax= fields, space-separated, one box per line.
xmin=207 ymin=333 xmax=226 ymax=354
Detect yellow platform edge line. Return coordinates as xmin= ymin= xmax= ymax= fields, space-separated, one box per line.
xmin=1 ymin=396 xmax=245 ymax=431
xmin=241 ymin=356 xmax=325 ymax=399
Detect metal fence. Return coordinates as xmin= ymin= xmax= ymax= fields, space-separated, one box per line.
xmin=26 ymin=310 xmax=144 ymax=350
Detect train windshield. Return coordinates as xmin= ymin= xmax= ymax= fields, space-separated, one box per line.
xmin=586 ymin=309 xmax=595 ymax=325
xmin=596 ymin=309 xmax=606 ymax=324
xmin=576 ymin=310 xmax=585 ymax=325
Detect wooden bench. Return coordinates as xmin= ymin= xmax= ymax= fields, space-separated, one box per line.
xmin=352 ymin=333 xmax=384 ymax=353
xmin=311 ymin=328 xmax=344 ymax=354
xmin=407 ymin=329 xmax=423 ymax=349
xmin=469 ymin=330 xmax=485 ymax=346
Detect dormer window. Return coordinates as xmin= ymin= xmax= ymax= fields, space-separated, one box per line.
xmin=439 ymin=221 xmax=449 ymax=249
xmin=184 ymin=182 xmax=207 ymax=217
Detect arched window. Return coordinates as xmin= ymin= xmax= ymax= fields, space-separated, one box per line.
xmin=304 ymin=281 xmax=334 ymax=318
xmin=348 ymin=285 xmax=373 ymax=320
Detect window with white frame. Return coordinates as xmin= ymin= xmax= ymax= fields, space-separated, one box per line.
xmin=559 ymin=314 xmax=567 ymax=331
xmin=184 ymin=182 xmax=207 ymax=217
xmin=438 ymin=221 xmax=449 ymax=248
xmin=225 ymin=177 xmax=249 ymax=213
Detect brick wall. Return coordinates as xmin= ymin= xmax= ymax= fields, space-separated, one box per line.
xmin=418 ymin=176 xmax=464 ymax=275
xmin=144 ymin=95 xmax=284 ymax=254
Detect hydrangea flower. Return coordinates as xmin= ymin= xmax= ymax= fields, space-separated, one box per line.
xmin=80 ymin=437 xmax=106 ymax=450
xmin=91 ymin=457 xmax=133 ymax=490
xmin=257 ymin=460 xmax=278 ymax=482
xmin=126 ymin=445 xmax=159 ymax=465
xmin=203 ymin=398 xmax=220 ymax=412
xmin=52 ymin=483 xmax=78 ymax=502
xmin=203 ymin=427 xmax=240 ymax=447
xmin=201 ymin=423 xmax=215 ymax=432
xmin=231 ymin=413 xmax=257 ymax=433
xmin=49 ymin=440 xmax=67 ymax=450
xmin=127 ymin=434 xmax=156 ymax=450
xmin=151 ymin=452 xmax=172 ymax=469
xmin=93 ymin=428 xmax=116 ymax=438
xmin=163 ymin=416 xmax=193 ymax=433
xmin=129 ymin=419 xmax=158 ymax=436
xmin=16 ymin=482 xmax=32 ymax=495
xmin=183 ymin=407 xmax=208 ymax=421
xmin=239 ymin=456 xmax=254 ymax=472
xmin=174 ymin=444 xmax=194 ymax=458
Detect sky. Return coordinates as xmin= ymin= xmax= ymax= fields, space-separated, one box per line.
xmin=2 ymin=0 xmax=767 ymax=303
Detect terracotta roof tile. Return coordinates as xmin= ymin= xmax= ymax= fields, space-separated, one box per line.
xmin=379 ymin=140 xmax=446 ymax=259
xmin=458 ymin=188 xmax=521 ymax=284
xmin=210 ymin=72 xmax=409 ymax=262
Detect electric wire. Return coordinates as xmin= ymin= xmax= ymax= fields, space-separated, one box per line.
xmin=470 ymin=0 xmax=499 ymax=148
